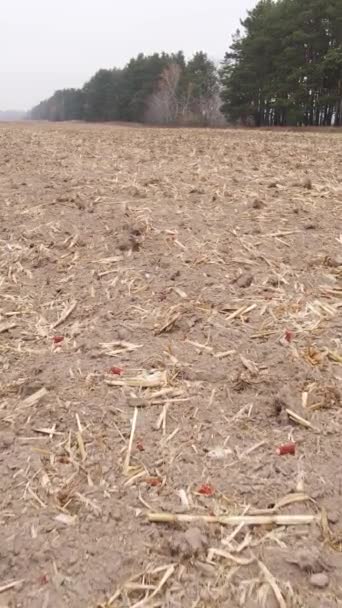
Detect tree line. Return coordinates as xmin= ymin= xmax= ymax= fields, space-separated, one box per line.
xmin=221 ymin=0 xmax=342 ymax=126
xmin=30 ymin=52 xmax=224 ymax=126
xmin=30 ymin=0 xmax=342 ymax=127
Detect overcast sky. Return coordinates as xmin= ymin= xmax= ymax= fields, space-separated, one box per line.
xmin=1 ymin=0 xmax=256 ymax=110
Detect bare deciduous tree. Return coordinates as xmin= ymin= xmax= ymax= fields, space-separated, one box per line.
xmin=200 ymin=91 xmax=227 ymax=126
xmin=145 ymin=59 xmax=226 ymax=126
xmin=145 ymin=63 xmax=182 ymax=124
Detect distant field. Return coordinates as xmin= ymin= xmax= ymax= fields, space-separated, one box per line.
xmin=1 ymin=122 xmax=342 ymax=608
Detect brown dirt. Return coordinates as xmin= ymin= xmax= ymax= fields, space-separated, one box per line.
xmin=0 ymin=121 xmax=342 ymax=608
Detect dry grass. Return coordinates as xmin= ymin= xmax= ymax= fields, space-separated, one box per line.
xmin=0 ymin=121 xmax=342 ymax=608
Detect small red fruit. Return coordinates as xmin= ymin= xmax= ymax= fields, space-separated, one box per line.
xmin=284 ymin=330 xmax=294 ymax=343
xmin=110 ymin=367 xmax=124 ymax=375
xmin=52 ymin=336 xmax=64 ymax=344
xmin=145 ymin=477 xmax=162 ymax=487
xmin=276 ymin=442 xmax=296 ymax=456
xmin=198 ymin=484 xmax=215 ymax=497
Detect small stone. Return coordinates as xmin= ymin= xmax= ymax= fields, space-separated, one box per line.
xmin=111 ymin=509 xmax=121 ymax=522
xmin=0 ymin=433 xmax=13 ymax=449
xmin=286 ymin=546 xmax=330 ymax=574
xmin=19 ymin=381 xmax=44 ymax=398
xmin=319 ymin=600 xmax=337 ymax=608
xmin=327 ymin=511 xmax=339 ymax=525
xmin=130 ymin=223 xmax=145 ymax=237
xmin=310 ymin=573 xmax=329 ymax=589
xmin=267 ymin=276 xmax=280 ymax=287
xmin=251 ymin=198 xmax=266 ymax=210
xmin=167 ymin=527 xmax=207 ymax=558
xmin=117 ymin=238 xmax=132 ymax=252
xmin=199 ymin=589 xmax=211 ymax=603
xmin=236 ymin=272 xmax=253 ymax=288
xmin=324 ymin=256 xmax=342 ymax=268
xmin=184 ymin=527 xmax=208 ymax=555
xmin=273 ymin=387 xmax=294 ymax=415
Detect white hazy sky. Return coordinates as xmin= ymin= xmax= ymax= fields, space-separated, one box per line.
xmin=1 ymin=0 xmax=256 ymax=110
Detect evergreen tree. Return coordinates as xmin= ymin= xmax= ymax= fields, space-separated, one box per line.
xmin=220 ymin=0 xmax=342 ymax=126
xmin=183 ymin=52 xmax=219 ymax=123
xmin=83 ymin=69 xmax=122 ymax=121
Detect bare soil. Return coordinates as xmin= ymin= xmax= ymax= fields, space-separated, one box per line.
xmin=0 ymin=122 xmax=342 ymax=608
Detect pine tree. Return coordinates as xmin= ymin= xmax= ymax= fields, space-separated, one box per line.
xmin=220 ymin=0 xmax=342 ymax=127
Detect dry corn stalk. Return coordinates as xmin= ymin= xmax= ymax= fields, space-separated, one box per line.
xmin=147 ymin=512 xmax=319 ymax=527
xmin=106 ymin=370 xmax=168 ymax=388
